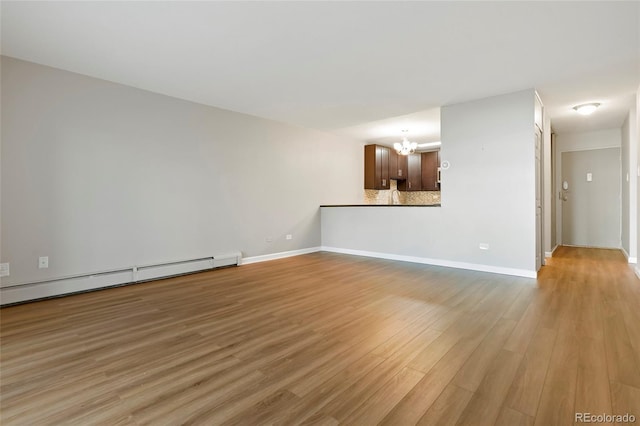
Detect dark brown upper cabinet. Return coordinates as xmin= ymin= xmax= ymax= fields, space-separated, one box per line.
xmin=389 ymin=149 xmax=408 ymax=180
xmin=421 ymin=151 xmax=440 ymax=191
xmin=364 ymin=144 xmax=390 ymax=190
xmin=397 ymin=153 xmax=422 ymax=191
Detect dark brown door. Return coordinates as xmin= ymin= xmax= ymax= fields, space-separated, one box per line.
xmin=397 ymin=153 xmax=407 ymax=180
xmin=389 ymin=150 xmax=407 ymax=180
xmin=389 ymin=149 xmax=398 ymax=180
xmin=364 ymin=145 xmax=376 ymax=189
xmin=398 ymin=153 xmax=421 ymax=191
xmin=364 ymin=144 xmax=390 ymax=189
xmin=421 ymin=151 xmax=439 ymax=191
xmin=379 ymin=146 xmax=390 ymax=189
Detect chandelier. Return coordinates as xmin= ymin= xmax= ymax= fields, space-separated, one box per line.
xmin=394 ymin=130 xmax=418 ymax=155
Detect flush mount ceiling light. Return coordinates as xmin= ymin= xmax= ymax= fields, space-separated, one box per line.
xmin=394 ymin=130 xmax=418 ymax=155
xmin=573 ymin=103 xmax=601 ymax=115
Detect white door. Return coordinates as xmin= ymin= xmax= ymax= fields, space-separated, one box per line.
xmin=535 ymin=128 xmax=542 ymax=271
xmin=561 ymin=148 xmax=621 ymax=247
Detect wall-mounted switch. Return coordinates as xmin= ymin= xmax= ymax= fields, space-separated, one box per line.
xmin=39 ymin=256 xmax=49 ymax=269
xmin=0 ymin=263 xmax=9 ymax=277
xmin=286 ymin=234 xmax=293 ymax=240
xmin=587 ymin=173 xmax=592 ymax=182
xmin=479 ymin=243 xmax=490 ymax=250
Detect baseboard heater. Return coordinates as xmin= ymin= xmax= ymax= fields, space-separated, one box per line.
xmin=0 ymin=251 xmax=242 ymax=306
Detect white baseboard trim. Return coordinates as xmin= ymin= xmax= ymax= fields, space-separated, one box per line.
xmin=241 ymin=247 xmax=321 ymax=265
xmin=622 ymin=247 xmax=629 ymax=260
xmin=545 ymin=245 xmax=559 ymax=258
xmin=320 ymin=246 xmax=537 ymax=279
xmin=635 ymin=266 xmax=640 ymax=280
xmin=620 ymin=247 xmax=637 ymax=264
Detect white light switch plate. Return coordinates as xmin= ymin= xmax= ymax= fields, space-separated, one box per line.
xmin=587 ymin=173 xmax=592 ymax=182
xmin=39 ymin=256 xmax=49 ymax=269
xmin=0 ymin=263 xmax=9 ymax=277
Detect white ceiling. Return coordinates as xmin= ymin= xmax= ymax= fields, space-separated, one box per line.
xmin=2 ymin=1 xmax=639 ymax=143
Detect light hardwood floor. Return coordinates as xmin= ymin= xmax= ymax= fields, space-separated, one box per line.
xmin=1 ymin=247 xmax=640 ymax=425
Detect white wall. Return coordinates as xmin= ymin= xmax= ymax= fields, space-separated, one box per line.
xmin=555 ymin=128 xmax=622 ymax=152
xmin=322 ymin=89 xmax=538 ymax=276
xmin=1 ymin=57 xmax=363 ymax=288
xmin=621 ymin=116 xmax=631 ymax=255
xmin=543 ymin=114 xmax=552 ymax=256
xmin=550 ymin=133 xmax=557 ymax=248
xmin=554 ymin=128 xmax=622 ymax=247
xmin=621 ymin=108 xmax=638 ymax=261
xmin=636 ymin=85 xmax=640 ymax=276
xmin=631 ymin=103 xmax=638 ymax=262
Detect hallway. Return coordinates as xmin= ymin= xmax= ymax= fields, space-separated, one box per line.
xmin=534 ymin=246 xmax=640 ymax=424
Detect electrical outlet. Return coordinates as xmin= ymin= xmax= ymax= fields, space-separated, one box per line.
xmin=286 ymin=234 xmax=292 ymax=240
xmin=39 ymin=256 xmax=49 ymax=269
xmin=479 ymin=243 xmax=490 ymax=250
xmin=0 ymin=263 xmax=9 ymax=277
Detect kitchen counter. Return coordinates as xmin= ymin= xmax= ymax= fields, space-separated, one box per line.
xmin=321 ymin=204 xmax=441 ymax=207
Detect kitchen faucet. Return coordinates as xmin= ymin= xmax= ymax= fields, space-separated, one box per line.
xmin=389 ymin=189 xmax=400 ymax=205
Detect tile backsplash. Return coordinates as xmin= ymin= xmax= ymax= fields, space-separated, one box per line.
xmin=364 ymin=180 xmax=441 ymax=205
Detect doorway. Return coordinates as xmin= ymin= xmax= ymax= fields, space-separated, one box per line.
xmin=561 ymin=147 xmax=621 ymax=248
xmin=535 ymin=127 xmax=543 ymax=270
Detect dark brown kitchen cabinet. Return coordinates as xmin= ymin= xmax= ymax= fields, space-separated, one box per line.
xmin=421 ymin=151 xmax=440 ymax=191
xmin=389 ymin=149 xmax=407 ymax=180
xmin=364 ymin=144 xmax=390 ymax=189
xmin=397 ymin=153 xmax=422 ymax=191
